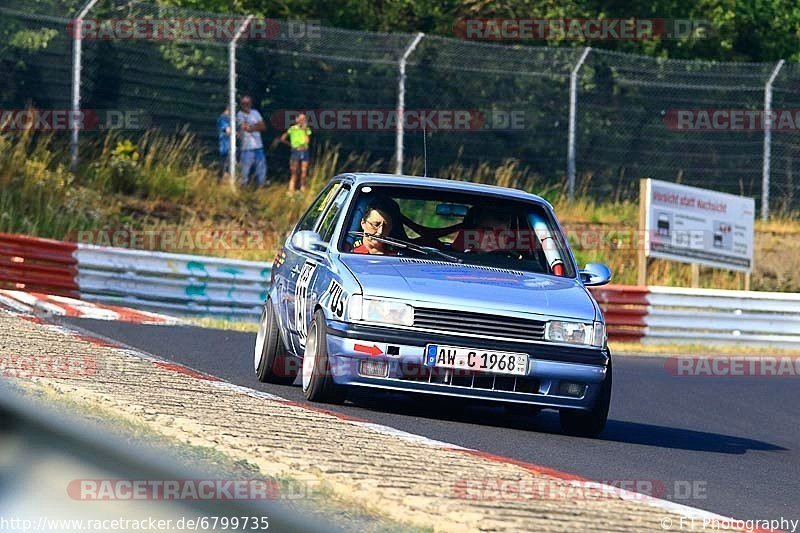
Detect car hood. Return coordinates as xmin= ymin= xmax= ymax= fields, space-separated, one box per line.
xmin=339 ymin=255 xmax=597 ymax=321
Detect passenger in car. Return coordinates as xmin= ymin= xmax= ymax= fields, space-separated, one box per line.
xmin=471 ymin=209 xmax=511 ymax=253
xmin=452 ymin=206 xmax=511 ymax=253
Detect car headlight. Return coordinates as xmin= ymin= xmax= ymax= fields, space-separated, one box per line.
xmin=347 ymin=295 xmax=414 ymax=327
xmin=545 ymin=321 xmax=601 ymax=346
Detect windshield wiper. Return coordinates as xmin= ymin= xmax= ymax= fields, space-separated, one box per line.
xmin=349 ymin=231 xmax=463 ymax=264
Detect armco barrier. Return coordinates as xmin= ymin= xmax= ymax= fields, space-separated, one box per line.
xmin=0 ymin=233 xmax=79 ymax=297
xmin=1 ymin=233 xmax=799 ymax=346
xmin=75 ymin=245 xmax=271 ymax=317
xmin=0 ymin=233 xmax=271 ymax=318
xmin=591 ymin=285 xmax=800 ymax=348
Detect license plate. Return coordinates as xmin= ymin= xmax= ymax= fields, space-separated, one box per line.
xmin=424 ymin=344 xmax=528 ymax=376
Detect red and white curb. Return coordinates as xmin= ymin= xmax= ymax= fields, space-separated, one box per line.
xmin=0 ymin=290 xmax=180 ymax=325
xmin=10 ymin=309 xmax=772 ymax=532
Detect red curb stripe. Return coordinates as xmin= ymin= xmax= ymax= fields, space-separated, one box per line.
xmin=152 ymin=361 xmax=219 ymax=381
xmin=451 ymin=447 xmax=585 ymax=482
xmin=35 ymin=292 xmax=83 ymax=317
xmin=273 ymin=398 xmax=368 ymax=423
xmin=17 ymin=315 xmax=46 ymax=325
xmin=74 ymin=334 xmax=122 ymax=348
xmin=90 ymin=301 xmax=167 ymax=324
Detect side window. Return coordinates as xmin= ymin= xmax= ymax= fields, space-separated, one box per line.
xmin=294 ymin=183 xmax=342 ymax=234
xmin=317 ymin=187 xmax=350 ymax=243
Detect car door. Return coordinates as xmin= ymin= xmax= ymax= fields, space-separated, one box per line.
xmin=281 ymin=182 xmax=345 ymax=354
xmin=303 ymin=184 xmax=352 ymax=325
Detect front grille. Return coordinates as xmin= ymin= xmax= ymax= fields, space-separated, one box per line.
xmin=401 ymin=363 xmax=541 ymax=394
xmin=413 ymin=307 xmax=546 ymax=341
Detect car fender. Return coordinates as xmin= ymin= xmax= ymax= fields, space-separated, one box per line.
xmin=311 ymin=254 xmax=361 ymax=324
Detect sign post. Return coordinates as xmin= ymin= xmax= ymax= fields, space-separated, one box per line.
xmin=637 ymin=180 xmax=648 ymax=286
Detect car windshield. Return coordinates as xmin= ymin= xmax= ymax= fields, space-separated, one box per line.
xmin=338 ymin=184 xmax=576 ymax=277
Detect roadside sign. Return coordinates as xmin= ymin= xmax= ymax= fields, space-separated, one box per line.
xmin=642 ymin=179 xmax=755 ymax=273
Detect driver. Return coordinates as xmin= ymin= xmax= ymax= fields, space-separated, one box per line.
xmin=352 ymin=202 xmax=397 ymax=255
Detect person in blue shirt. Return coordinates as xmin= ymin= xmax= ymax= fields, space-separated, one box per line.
xmin=217 ymin=105 xmax=231 ymax=180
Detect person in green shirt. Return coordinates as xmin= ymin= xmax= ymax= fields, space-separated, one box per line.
xmin=279 ymin=113 xmax=312 ymax=192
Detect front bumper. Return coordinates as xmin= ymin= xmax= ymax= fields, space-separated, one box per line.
xmin=324 ymin=321 xmax=609 ymax=411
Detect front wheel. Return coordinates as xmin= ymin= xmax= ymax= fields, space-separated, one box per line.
xmin=559 ymin=359 xmax=612 ymax=438
xmin=302 ymin=310 xmax=346 ymax=404
xmin=254 ymin=302 xmax=298 ymax=385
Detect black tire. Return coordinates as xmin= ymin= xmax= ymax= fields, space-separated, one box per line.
xmin=559 ymin=359 xmax=612 ymax=438
xmin=254 ymin=302 xmax=298 ymax=385
xmin=301 ymin=310 xmax=346 ymax=404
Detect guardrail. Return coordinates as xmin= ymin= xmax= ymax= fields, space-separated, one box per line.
xmin=0 ymin=233 xmax=79 ymax=297
xmin=590 ymin=285 xmax=800 ymax=348
xmin=1 ymin=233 xmax=798 ymax=347
xmin=0 ymin=232 xmax=271 ymax=318
xmin=76 ymin=245 xmax=271 ymax=317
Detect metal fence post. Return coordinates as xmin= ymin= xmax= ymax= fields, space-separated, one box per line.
xmin=228 ymin=15 xmax=254 ymax=185
xmin=567 ymin=47 xmax=591 ymax=200
xmin=70 ymin=0 xmax=100 ymax=172
xmin=394 ymin=32 xmax=424 ymax=175
xmin=762 ymin=59 xmax=785 ymax=220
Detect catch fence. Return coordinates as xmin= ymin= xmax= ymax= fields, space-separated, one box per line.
xmin=2 ymin=1 xmax=800 ymax=215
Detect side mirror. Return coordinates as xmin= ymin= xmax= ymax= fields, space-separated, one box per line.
xmin=579 ymin=262 xmax=612 ymax=286
xmin=291 ymin=230 xmax=327 ymax=255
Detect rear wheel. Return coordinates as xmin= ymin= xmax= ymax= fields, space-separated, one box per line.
xmin=302 ymin=310 xmax=346 ymax=404
xmin=559 ymin=359 xmax=612 ymax=438
xmin=254 ymin=302 xmax=298 ymax=385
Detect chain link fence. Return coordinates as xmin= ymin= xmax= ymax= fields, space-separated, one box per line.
xmin=2 ymin=0 xmax=799 ymax=215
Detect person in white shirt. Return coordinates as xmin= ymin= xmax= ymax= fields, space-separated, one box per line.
xmin=235 ymin=96 xmax=267 ymax=186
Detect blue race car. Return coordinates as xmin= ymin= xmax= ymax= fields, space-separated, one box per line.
xmin=254 ymin=174 xmax=613 ymax=437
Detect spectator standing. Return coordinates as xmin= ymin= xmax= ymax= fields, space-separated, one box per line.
xmin=279 ymin=113 xmax=312 ymax=192
xmin=217 ymin=105 xmax=231 ymax=180
xmin=236 ymin=96 xmax=267 ymax=186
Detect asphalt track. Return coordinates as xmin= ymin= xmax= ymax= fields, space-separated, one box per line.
xmin=61 ymin=318 xmax=800 ymax=522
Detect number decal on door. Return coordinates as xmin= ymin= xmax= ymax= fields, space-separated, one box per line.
xmin=295 ymin=261 xmax=317 ymax=347
xmin=325 ymin=280 xmax=348 ymax=319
